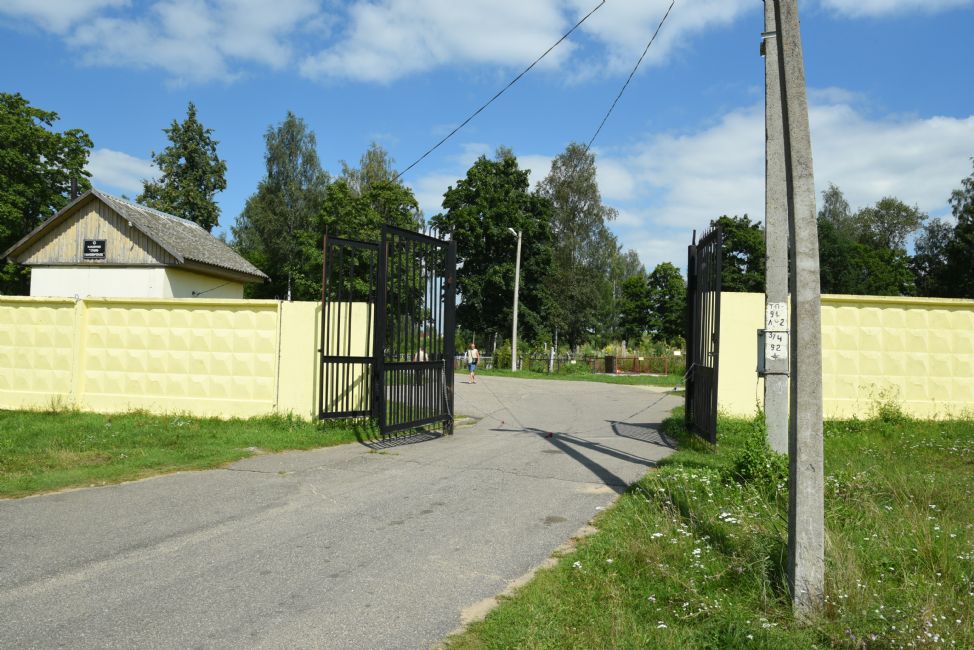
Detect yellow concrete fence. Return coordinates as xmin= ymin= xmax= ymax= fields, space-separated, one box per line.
xmin=0 ymin=297 xmax=370 ymax=419
xmin=718 ymin=293 xmax=974 ymax=419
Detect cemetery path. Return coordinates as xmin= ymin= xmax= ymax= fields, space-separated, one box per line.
xmin=0 ymin=376 xmax=680 ymax=649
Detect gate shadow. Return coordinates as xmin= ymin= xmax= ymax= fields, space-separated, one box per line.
xmin=355 ymin=427 xmax=445 ymax=449
xmin=608 ymin=420 xmax=677 ymax=449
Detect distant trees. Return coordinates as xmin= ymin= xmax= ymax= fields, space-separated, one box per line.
xmin=712 ymin=214 xmax=766 ymax=293
xmin=647 ymin=262 xmax=687 ymax=343
xmin=431 ymin=149 xmax=553 ymax=343
xmin=138 ymin=102 xmax=227 ymax=232
xmin=943 ymin=158 xmax=974 ymax=297
xmin=0 ymin=93 xmax=92 ymax=295
xmin=539 ymin=143 xmax=619 ymax=348
xmin=232 ymin=112 xmax=329 ymax=300
xmin=319 ymin=143 xmax=422 ymax=244
xmin=816 ymin=187 xmax=918 ymax=296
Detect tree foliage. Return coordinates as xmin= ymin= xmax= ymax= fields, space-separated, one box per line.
xmin=618 ymin=274 xmax=650 ymax=345
xmin=432 ymin=150 xmax=553 ymax=344
xmin=943 ymin=158 xmax=974 ymax=298
xmin=911 ymin=218 xmax=954 ymax=297
xmin=646 ymin=262 xmax=687 ymax=343
xmin=712 ymin=214 xmax=765 ymax=293
xmin=0 ymin=93 xmax=92 ymax=294
xmin=137 ymin=102 xmax=227 ymax=232
xmin=853 ymin=197 xmax=926 ymax=251
xmin=321 ymin=143 xmax=421 ymax=242
xmin=817 ymin=186 xmax=918 ymax=296
xmin=539 ymin=143 xmax=618 ymax=347
xmin=232 ymin=112 xmax=329 ymax=300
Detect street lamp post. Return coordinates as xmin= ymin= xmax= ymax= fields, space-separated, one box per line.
xmin=508 ymin=228 xmax=522 ymax=372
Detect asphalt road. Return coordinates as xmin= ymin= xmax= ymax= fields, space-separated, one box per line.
xmin=0 ymin=376 xmax=681 ymax=649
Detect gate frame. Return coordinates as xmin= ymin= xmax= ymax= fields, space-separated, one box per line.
xmin=685 ymin=225 xmax=722 ymax=443
xmin=319 ymin=225 xmax=456 ymax=438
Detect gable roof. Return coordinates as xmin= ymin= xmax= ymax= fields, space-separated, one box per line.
xmin=3 ymin=189 xmax=268 ymax=283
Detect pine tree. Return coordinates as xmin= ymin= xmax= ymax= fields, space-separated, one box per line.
xmin=138 ymin=102 xmax=227 ymax=231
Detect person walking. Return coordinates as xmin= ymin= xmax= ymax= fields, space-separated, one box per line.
xmin=464 ymin=342 xmax=480 ymax=384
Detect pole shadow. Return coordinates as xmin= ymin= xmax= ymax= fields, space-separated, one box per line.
xmin=491 ymin=425 xmax=663 ymax=494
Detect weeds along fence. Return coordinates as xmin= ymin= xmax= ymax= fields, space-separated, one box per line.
xmin=454 ymin=354 xmax=685 ymax=375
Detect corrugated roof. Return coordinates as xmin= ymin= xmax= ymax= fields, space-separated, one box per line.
xmin=92 ymin=190 xmax=268 ymax=281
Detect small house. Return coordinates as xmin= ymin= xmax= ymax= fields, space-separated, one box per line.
xmin=2 ymin=189 xmax=268 ymax=299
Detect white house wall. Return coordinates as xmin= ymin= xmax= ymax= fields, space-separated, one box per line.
xmin=164 ymin=268 xmax=244 ymax=299
xmin=30 ymin=266 xmax=169 ymax=298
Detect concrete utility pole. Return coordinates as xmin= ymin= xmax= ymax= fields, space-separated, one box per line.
xmin=773 ymin=0 xmax=825 ymax=620
xmin=508 ymin=228 xmax=522 ymax=372
xmin=763 ymin=1 xmax=790 ymax=454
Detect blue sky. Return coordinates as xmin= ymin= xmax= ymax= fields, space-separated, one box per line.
xmin=2 ymin=0 xmax=972 ymax=272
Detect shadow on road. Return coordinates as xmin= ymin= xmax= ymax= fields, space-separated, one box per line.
xmin=609 ymin=420 xmax=677 ymax=449
xmin=355 ymin=428 xmax=445 ymax=450
xmin=490 ymin=426 xmax=668 ymax=493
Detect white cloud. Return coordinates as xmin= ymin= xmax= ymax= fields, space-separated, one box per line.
xmin=820 ymin=0 xmax=973 ymax=18
xmin=87 ymin=148 xmax=157 ymax=196
xmin=595 ymin=95 xmax=974 ymax=273
xmin=301 ymin=0 xmax=571 ymax=83
xmin=300 ymin=0 xmax=763 ymax=84
xmin=566 ymin=0 xmax=754 ymax=74
xmin=0 ymin=0 xmax=128 ymax=33
xmin=7 ymin=0 xmax=322 ymax=83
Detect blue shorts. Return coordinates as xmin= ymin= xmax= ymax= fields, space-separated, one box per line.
xmin=468 ymin=362 xmax=477 ymax=372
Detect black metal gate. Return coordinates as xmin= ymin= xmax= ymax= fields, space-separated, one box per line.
xmin=319 ymin=235 xmax=378 ymax=419
xmin=319 ymin=226 xmax=457 ymax=438
xmin=685 ymin=225 xmax=722 ymax=443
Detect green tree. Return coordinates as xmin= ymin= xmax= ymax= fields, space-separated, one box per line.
xmin=911 ymin=218 xmax=954 ymax=297
xmin=232 ymin=112 xmax=329 ymax=300
xmin=944 ymin=158 xmax=974 ymax=298
xmin=618 ymin=274 xmax=649 ymax=345
xmin=819 ymin=182 xmax=854 ymax=239
xmin=320 ymin=143 xmax=422 ymax=242
xmin=137 ymin=102 xmax=227 ymax=232
xmin=539 ymin=143 xmax=618 ymax=348
xmin=432 ymin=150 xmax=553 ymax=344
xmin=854 ymin=197 xmax=926 ymax=251
xmin=816 ymin=187 xmax=918 ymax=296
xmin=646 ymin=262 xmax=687 ymax=343
xmin=0 ymin=93 xmax=92 ymax=294
xmin=712 ymin=214 xmax=765 ymax=292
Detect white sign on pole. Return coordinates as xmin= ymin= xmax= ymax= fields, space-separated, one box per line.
xmin=765 ymin=301 xmax=788 ymax=361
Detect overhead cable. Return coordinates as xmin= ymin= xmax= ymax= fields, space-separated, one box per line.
xmin=583 ymin=0 xmax=676 ymax=154
xmin=393 ymin=1 xmax=608 ymax=182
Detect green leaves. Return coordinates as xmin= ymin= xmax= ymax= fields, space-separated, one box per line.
xmin=137 ymin=102 xmax=226 ymax=232
xmin=0 ymin=92 xmax=92 ymax=294
xmin=432 ymin=150 xmax=553 ymax=343
xmin=712 ymin=215 xmax=766 ymax=293
xmin=232 ymin=112 xmax=329 ymax=300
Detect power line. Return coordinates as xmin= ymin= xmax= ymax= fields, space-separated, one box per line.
xmin=584 ymin=0 xmax=676 ymax=153
xmin=393 ymin=1 xmax=608 ymax=182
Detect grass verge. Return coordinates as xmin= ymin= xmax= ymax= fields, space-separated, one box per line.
xmin=0 ymin=409 xmax=370 ymax=498
xmin=446 ymin=408 xmax=974 ymax=649
xmin=475 ymin=367 xmax=683 ymax=388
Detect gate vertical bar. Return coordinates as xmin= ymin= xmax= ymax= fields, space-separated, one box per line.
xmin=318 ymin=230 xmax=336 ymax=416
xmin=443 ymin=237 xmax=457 ymax=434
xmin=684 ymin=236 xmax=698 ymax=430
xmin=373 ymin=233 xmax=389 ymax=428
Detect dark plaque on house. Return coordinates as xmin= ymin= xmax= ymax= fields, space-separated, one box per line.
xmin=83 ymin=239 xmax=106 ymax=260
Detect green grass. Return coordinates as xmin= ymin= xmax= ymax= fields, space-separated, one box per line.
xmin=474 ymin=367 xmax=684 ymax=387
xmin=0 ymin=408 xmax=369 ymax=498
xmin=446 ymin=408 xmax=974 ymax=649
